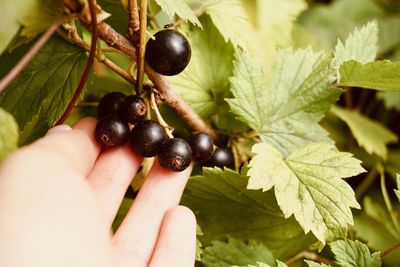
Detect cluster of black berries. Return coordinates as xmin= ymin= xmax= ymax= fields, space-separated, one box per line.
xmin=95 ymin=92 xmax=234 ymax=172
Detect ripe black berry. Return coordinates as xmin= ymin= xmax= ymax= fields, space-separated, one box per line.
xmin=95 ymin=117 xmax=129 ymax=148
xmin=118 ymin=95 xmax=147 ymax=124
xmin=206 ymin=147 xmax=235 ymax=169
xmin=188 ymin=132 xmax=214 ymax=163
xmin=130 ymin=120 xmax=167 ymax=157
xmin=145 ymin=29 xmax=191 ymax=76
xmin=158 ymin=138 xmax=192 ymax=172
xmin=97 ymin=92 xmax=126 ymax=118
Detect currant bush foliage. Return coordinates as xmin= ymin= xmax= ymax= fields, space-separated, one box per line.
xmin=1 ymin=0 xmax=400 ymax=266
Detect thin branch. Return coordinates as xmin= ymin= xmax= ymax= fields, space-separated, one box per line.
xmin=380 ymin=171 xmax=400 ymax=235
xmin=61 ymin=0 xmax=217 ymax=139
xmin=56 ymin=0 xmax=97 ymax=125
xmin=355 ymin=167 xmax=378 ymax=200
xmin=0 ymin=15 xmax=76 ymax=93
xmin=127 ymin=0 xmax=140 ymax=43
xmin=285 ymin=251 xmax=331 ymax=266
xmin=344 ymin=87 xmax=353 ymax=108
xmin=64 ymin=29 xmax=136 ymax=84
xmin=136 ymin=0 xmax=148 ymax=95
xmin=381 ymin=241 xmax=400 ymax=258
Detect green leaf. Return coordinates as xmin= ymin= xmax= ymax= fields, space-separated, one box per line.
xmin=247 ymin=143 xmax=365 ymax=243
xmin=112 ymin=198 xmax=133 ymax=232
xmin=339 ymin=60 xmax=400 ymax=91
xmin=334 ymin=21 xmax=378 ymax=80
xmin=0 ymin=108 xmax=19 ymax=161
xmin=182 ymin=168 xmax=317 ymax=260
xmin=98 ymin=0 xmax=129 ymax=34
xmin=331 ymin=106 xmax=397 ymax=160
xmin=395 ymin=174 xmax=400 ymax=203
xmin=203 ymin=0 xmax=253 ymax=47
xmin=19 ymin=0 xmax=64 ymax=38
xmin=153 ymin=0 xmax=201 ymax=26
xmin=376 ymin=91 xmax=400 ymax=111
xmin=305 ymin=260 xmax=329 ymax=267
xmin=0 ymin=36 xmax=87 ymax=144
xmin=297 ymin=0 xmax=383 ymax=51
xmin=330 ymin=239 xmax=381 ymax=267
xmin=228 ymin=48 xmax=340 ymax=156
xmin=168 ymin=16 xmax=234 ymax=119
xmin=202 ymin=237 xmax=275 ymax=267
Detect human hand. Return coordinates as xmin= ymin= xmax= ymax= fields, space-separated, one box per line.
xmin=0 ymin=118 xmax=196 ymax=267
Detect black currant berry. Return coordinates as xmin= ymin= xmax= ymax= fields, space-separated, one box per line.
xmin=206 ymin=147 xmax=235 ymax=169
xmin=97 ymin=92 xmax=126 ymax=118
xmin=188 ymin=132 xmax=214 ymax=163
xmin=130 ymin=120 xmax=167 ymax=157
xmin=158 ymin=138 xmax=192 ymax=172
xmin=118 ymin=95 xmax=147 ymax=124
xmin=145 ymin=29 xmax=191 ymax=76
xmin=95 ymin=117 xmax=129 ymax=148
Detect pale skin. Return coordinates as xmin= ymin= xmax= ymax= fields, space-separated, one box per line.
xmin=0 ymin=118 xmax=196 ymax=267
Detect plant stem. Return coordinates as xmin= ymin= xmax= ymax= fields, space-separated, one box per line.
xmin=151 ymin=91 xmax=174 ymax=138
xmin=381 ymin=241 xmax=400 ymax=258
xmin=344 ymin=87 xmax=353 ymax=108
xmin=355 ymin=166 xmax=378 ymax=200
xmin=56 ymin=0 xmax=97 ymax=125
xmin=285 ymin=251 xmax=331 ymax=266
xmin=136 ymin=0 xmax=147 ymax=95
xmin=127 ymin=0 xmax=140 ymax=43
xmin=0 ymin=15 xmax=75 ymax=93
xmin=63 ymin=28 xmax=136 ymax=84
xmin=61 ymin=0 xmax=217 ymax=139
xmin=380 ymin=171 xmax=400 ymax=235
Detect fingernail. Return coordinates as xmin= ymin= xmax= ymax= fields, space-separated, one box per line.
xmin=46 ymin=125 xmax=72 ymax=136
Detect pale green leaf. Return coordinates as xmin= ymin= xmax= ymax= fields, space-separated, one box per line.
xmin=154 ymin=0 xmax=201 ymax=26
xmin=203 ymin=0 xmax=253 ymax=47
xmin=196 ymin=224 xmax=203 ymax=261
xmin=202 ymin=237 xmax=275 ymax=267
xmin=232 ymin=263 xmax=272 ymax=267
xmin=339 ymin=60 xmax=400 ymax=91
xmin=19 ymin=0 xmax=64 ymax=38
xmin=168 ymin=16 xmax=234 ymax=118
xmin=0 ymin=36 xmax=87 ymax=144
xmin=305 ymin=260 xmax=329 ymax=267
xmin=334 ymin=21 xmax=378 ymax=80
xmin=228 ymin=48 xmax=340 ymax=156
xmin=247 ymin=143 xmax=364 ymax=242
xmin=0 ymin=108 xmax=19 ymax=161
xmin=182 ymin=168 xmax=317 ymax=260
xmin=297 ymin=0 xmax=383 ymax=51
xmin=395 ymin=174 xmax=400 ymax=203
xmin=331 ymin=106 xmax=397 ymax=160
xmin=376 ymin=91 xmax=400 ymax=111
xmin=330 ymin=239 xmax=381 ymax=267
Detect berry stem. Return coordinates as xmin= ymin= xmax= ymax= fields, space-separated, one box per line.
xmin=136 ymin=0 xmax=148 ymax=95
xmin=57 ymin=0 xmax=97 ymax=125
xmin=61 ymin=25 xmax=136 ymax=85
xmin=0 ymin=14 xmax=76 ymax=93
xmin=150 ymin=91 xmax=174 ymax=139
xmin=61 ymin=0 xmax=217 ymax=139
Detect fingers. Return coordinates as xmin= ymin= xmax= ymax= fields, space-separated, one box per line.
xmin=149 ymin=206 xmax=196 ymax=267
xmin=87 ymin=144 xmax=142 ymax=228
xmin=112 ymin=162 xmax=193 ymax=267
xmin=0 ymin=118 xmax=100 ymax=178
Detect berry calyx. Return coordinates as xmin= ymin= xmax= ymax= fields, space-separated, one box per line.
xmin=130 ymin=120 xmax=167 ymax=157
xmin=118 ymin=95 xmax=147 ymax=124
xmin=206 ymin=147 xmax=235 ymax=169
xmin=145 ymin=29 xmax=191 ymax=76
xmin=158 ymin=138 xmax=192 ymax=172
xmin=97 ymin=92 xmax=126 ymax=118
xmin=95 ymin=117 xmax=129 ymax=148
xmin=188 ymin=132 xmax=214 ymax=163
